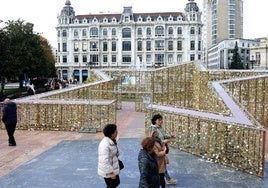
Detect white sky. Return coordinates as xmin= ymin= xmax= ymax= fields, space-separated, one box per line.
xmin=0 ymin=0 xmax=267 ymax=48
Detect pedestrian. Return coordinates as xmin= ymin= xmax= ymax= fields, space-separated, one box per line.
xmin=27 ymin=82 xmax=35 ymax=95
xmin=152 ymin=131 xmax=167 ymax=188
xmin=138 ymin=137 xmax=160 ymax=188
xmin=149 ymin=114 xmax=177 ymax=185
xmin=1 ymin=98 xmax=17 ymax=146
xmin=98 ymin=124 xmax=120 ymax=188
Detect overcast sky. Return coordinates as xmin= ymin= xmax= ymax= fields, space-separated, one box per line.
xmin=0 ymin=0 xmax=267 ymax=48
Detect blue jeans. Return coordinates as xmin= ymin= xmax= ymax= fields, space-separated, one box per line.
xmin=165 ymin=169 xmax=171 ymax=180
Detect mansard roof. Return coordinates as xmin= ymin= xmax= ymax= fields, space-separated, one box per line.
xmin=75 ymin=11 xmax=184 ymax=22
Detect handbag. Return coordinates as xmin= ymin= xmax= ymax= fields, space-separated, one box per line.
xmin=118 ymin=159 xmax=124 ymax=170
xmin=165 ymin=143 xmax=169 ymax=154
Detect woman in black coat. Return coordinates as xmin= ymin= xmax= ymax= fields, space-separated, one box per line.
xmin=138 ymin=137 xmax=160 ymax=188
xmin=2 ymin=98 xmax=17 ymax=146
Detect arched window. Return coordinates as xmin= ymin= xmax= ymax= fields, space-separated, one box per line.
xmin=62 ymin=30 xmax=67 ymax=37
xmin=168 ymin=27 xmax=173 ymax=35
xmin=155 ymin=26 xmax=164 ymax=36
xmin=103 ymin=28 xmax=107 ymax=36
xmin=90 ymin=27 xmax=99 ymax=37
xmin=146 ymin=28 xmax=151 ymax=35
xmin=82 ymin=29 xmax=87 ymax=37
xmin=112 ymin=28 xmax=116 ymax=36
xmin=190 ymin=27 xmax=195 ymax=35
xmin=198 ymin=27 xmax=201 ymax=35
xmin=177 ymin=27 xmax=182 ymax=35
xmin=122 ymin=28 xmax=131 ymax=38
xmin=137 ymin=28 xmax=142 ymax=36
xmin=74 ymin=30 xmax=78 ymax=37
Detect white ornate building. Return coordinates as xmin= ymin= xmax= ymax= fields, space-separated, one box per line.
xmin=250 ymin=37 xmax=268 ymax=70
xmin=56 ymin=0 xmax=202 ymax=82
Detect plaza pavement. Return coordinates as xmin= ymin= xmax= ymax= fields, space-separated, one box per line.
xmin=0 ymin=102 xmax=267 ymax=188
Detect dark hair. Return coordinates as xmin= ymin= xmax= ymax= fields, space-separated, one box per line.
xmin=141 ymin=137 xmax=155 ymax=151
xmin=103 ymin=124 xmax=117 ymax=138
xmin=151 ymin=114 xmax=162 ymax=125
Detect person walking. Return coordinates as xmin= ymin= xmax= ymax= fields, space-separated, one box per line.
xmin=138 ymin=137 xmax=160 ymax=188
xmin=152 ymin=131 xmax=167 ymax=188
xmin=149 ymin=114 xmax=177 ymax=185
xmin=2 ymin=98 xmax=17 ymax=146
xmin=98 ymin=124 xmax=121 ymax=188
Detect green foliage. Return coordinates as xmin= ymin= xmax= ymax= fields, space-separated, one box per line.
xmin=4 ymin=87 xmax=27 ymax=95
xmin=229 ymin=41 xmax=244 ymax=69
xmin=0 ymin=19 xmax=56 ymax=91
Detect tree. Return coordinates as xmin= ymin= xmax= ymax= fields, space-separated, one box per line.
xmin=0 ymin=19 xmax=56 ymax=91
xmin=0 ymin=25 xmax=10 ymax=92
xmin=229 ymin=41 xmax=244 ymax=69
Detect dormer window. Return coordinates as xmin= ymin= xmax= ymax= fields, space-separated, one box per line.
xmin=103 ymin=18 xmax=108 ymax=23
xmin=190 ymin=13 xmax=196 ymax=21
xmin=177 ymin=16 xmax=182 ymax=21
xmin=146 ymin=17 xmax=152 ymax=22
xmin=83 ymin=18 xmax=87 ymax=23
xmin=74 ymin=18 xmax=79 ymax=24
xmin=93 ymin=18 xmax=98 ymax=23
xmin=112 ymin=17 xmax=117 ymax=23
xmin=124 ymin=16 xmax=130 ymax=22
xmin=121 ymin=6 xmax=134 ymax=23
xmin=157 ymin=16 xmax=163 ymax=22
xmin=138 ymin=16 xmax=143 ymax=22
xmin=168 ymin=16 xmax=173 ymax=21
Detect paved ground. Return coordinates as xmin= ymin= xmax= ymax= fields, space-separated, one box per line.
xmin=0 ymin=102 xmax=267 ymax=187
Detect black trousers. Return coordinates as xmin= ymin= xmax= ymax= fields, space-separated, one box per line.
xmin=5 ymin=123 xmax=16 ymax=145
xmin=104 ymin=175 xmax=120 ymax=188
xmin=159 ymin=173 xmax=166 ymax=188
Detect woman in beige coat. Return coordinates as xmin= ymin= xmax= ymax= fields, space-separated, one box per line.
xmin=152 ymin=131 xmax=167 ymax=188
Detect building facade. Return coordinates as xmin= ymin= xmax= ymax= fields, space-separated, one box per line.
xmin=207 ymin=39 xmax=259 ymax=69
xmin=202 ymin=0 xmax=244 ymax=66
xmin=250 ymin=37 xmax=268 ymax=70
xmin=56 ymin=0 xmax=202 ymax=82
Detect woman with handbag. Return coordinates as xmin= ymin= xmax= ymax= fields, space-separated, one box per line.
xmin=98 ymin=124 xmax=121 ymax=188
xmin=149 ymin=114 xmax=177 ymax=185
xmin=152 ymin=131 xmax=167 ymax=188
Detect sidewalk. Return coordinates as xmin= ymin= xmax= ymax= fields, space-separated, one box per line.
xmin=0 ymin=102 xmax=267 ymax=187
